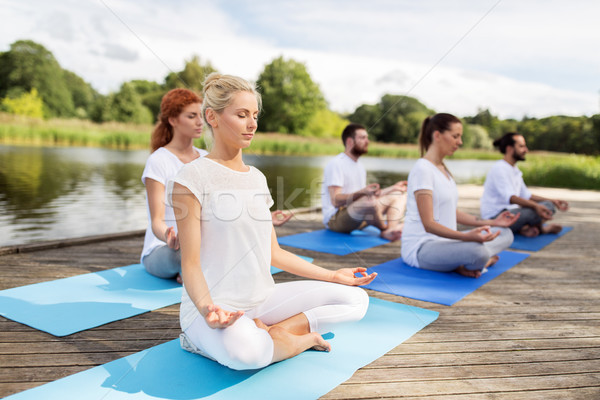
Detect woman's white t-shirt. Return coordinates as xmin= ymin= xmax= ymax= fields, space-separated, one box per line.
xmin=140 ymin=147 xmax=208 ymax=261
xmin=401 ymin=158 xmax=458 ymax=267
xmin=168 ymin=157 xmax=275 ymax=331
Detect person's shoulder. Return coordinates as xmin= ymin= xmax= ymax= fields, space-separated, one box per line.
xmin=178 ymin=156 xmax=206 ymax=173
xmin=248 ymin=165 xmax=267 ymax=178
xmin=329 ymin=152 xmax=346 ymax=163
xmin=194 ymin=147 xmax=209 ymax=157
xmin=413 ymin=158 xmax=432 ymax=170
xmin=147 ymin=147 xmax=168 ymax=162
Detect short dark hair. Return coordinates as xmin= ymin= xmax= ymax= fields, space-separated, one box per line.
xmin=341 ymin=123 xmax=366 ymax=146
xmin=493 ymin=132 xmax=519 ymax=154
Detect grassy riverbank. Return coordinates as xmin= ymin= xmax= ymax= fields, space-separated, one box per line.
xmin=1 ymin=114 xmax=598 ymax=190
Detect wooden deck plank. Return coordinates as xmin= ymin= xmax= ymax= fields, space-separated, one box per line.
xmin=1 ymin=187 xmax=599 ymax=399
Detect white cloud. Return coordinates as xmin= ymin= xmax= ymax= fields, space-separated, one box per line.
xmin=0 ymin=0 xmax=598 ymax=119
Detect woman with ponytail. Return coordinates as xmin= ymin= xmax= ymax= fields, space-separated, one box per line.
xmin=140 ymin=88 xmax=207 ymax=282
xmin=400 ymin=113 xmax=518 ymax=277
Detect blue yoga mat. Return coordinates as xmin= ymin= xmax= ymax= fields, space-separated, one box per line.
xmin=510 ymin=226 xmax=573 ymax=251
xmin=0 ymin=255 xmax=315 ymax=336
xmin=270 ymin=255 xmax=313 ymax=274
xmin=5 ymin=297 xmax=438 ymax=400
xmin=278 ymin=226 xmax=389 ymax=255
xmin=0 ymin=264 xmax=182 ymax=336
xmin=362 ymin=250 xmax=530 ymax=306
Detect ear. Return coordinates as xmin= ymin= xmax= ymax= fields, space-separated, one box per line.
xmin=168 ymin=116 xmax=178 ymax=127
xmin=205 ymin=108 xmax=218 ymax=128
xmin=345 ymin=137 xmax=354 ymax=149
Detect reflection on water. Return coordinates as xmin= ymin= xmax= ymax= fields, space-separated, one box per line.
xmin=0 ymin=146 xmax=496 ymax=246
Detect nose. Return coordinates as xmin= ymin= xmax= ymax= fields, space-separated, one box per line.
xmin=196 ymin=116 xmax=203 ymax=127
xmin=248 ymin=118 xmax=257 ymax=131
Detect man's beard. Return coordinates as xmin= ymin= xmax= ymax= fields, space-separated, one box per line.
xmin=351 ymin=146 xmax=368 ymax=157
xmin=514 ymin=152 xmax=526 ymax=162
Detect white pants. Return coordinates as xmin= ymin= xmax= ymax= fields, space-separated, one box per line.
xmin=184 ymin=280 xmax=369 ymax=370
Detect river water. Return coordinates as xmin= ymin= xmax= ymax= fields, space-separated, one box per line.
xmin=0 ymin=145 xmax=496 ymax=246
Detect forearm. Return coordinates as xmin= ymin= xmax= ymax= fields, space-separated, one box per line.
xmin=510 ymin=195 xmax=539 ymax=209
xmin=271 ymin=246 xmax=334 ymax=281
xmin=529 ymin=193 xmax=550 ymax=203
xmin=151 ymin=219 xmax=170 ymax=242
xmin=332 ymin=190 xmax=364 ymax=208
xmin=181 ymin=264 xmax=214 ymax=314
xmin=456 ymin=210 xmax=491 ymax=227
xmin=422 ymin=219 xmax=468 ymax=241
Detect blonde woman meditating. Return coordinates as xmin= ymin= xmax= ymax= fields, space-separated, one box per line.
xmin=169 ymin=73 xmax=375 ymax=370
xmin=141 ymin=88 xmax=292 ymax=283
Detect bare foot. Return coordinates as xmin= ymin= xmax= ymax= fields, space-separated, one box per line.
xmin=455 ymin=265 xmax=482 ymax=278
xmin=176 ymin=274 xmax=183 ymax=284
xmin=520 ymin=225 xmax=540 ymax=238
xmin=542 ymin=224 xmax=562 ymax=234
xmin=268 ymin=326 xmax=331 ymax=363
xmin=381 ymin=228 xmax=402 ymax=241
xmin=310 ymin=333 xmax=331 ymax=352
xmin=484 ymin=255 xmax=499 ymax=269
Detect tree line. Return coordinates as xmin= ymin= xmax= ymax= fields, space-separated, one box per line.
xmin=1 ymin=40 xmax=599 ymax=154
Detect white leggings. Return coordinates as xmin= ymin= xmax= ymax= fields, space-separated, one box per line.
xmin=184 ymin=280 xmax=369 ymax=370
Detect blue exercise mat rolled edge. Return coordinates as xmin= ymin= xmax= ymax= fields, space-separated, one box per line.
xmin=4 ymin=297 xmax=438 ymax=400
xmin=278 ymin=226 xmax=389 ymax=256
xmin=363 ymin=250 xmax=530 ymax=306
xmin=510 ymin=225 xmax=573 ymax=251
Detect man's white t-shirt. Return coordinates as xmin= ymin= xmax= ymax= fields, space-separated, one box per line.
xmin=480 ymin=159 xmax=532 ymax=219
xmin=401 ymin=158 xmax=458 ymax=268
xmin=321 ymin=153 xmax=367 ymax=226
xmin=140 ymin=147 xmax=208 ymax=261
xmin=168 ymin=157 xmax=275 ymax=331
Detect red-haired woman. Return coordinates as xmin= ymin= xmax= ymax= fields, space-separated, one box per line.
xmin=140 ymin=88 xmax=207 ymax=282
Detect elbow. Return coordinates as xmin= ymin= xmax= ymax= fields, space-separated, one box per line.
xmin=421 ymin=222 xmax=435 ymax=234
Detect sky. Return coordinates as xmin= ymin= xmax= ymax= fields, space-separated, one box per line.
xmin=1 ymin=0 xmax=599 ymax=120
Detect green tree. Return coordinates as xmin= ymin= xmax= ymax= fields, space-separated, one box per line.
xmin=129 ymin=79 xmax=165 ymax=121
xmin=164 ymin=55 xmax=217 ymax=93
xmin=63 ymin=70 xmax=98 ymax=119
xmin=299 ymin=109 xmax=349 ymax=138
xmin=102 ymin=82 xmax=153 ymax=124
xmin=0 ymin=40 xmax=74 ymax=117
xmin=257 ymin=56 xmax=326 ymax=134
xmin=462 ymin=124 xmax=493 ymax=149
xmin=1 ymin=88 xmax=44 ymax=118
xmin=348 ymin=94 xmax=433 ymax=143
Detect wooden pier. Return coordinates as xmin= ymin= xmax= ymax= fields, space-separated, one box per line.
xmin=1 ymin=185 xmax=599 ymax=399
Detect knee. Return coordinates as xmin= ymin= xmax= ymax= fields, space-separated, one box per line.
xmin=351 ymin=287 xmax=370 ymax=322
xmin=497 ymin=228 xmax=514 ymax=247
xmin=468 ymin=246 xmax=490 ymax=270
xmin=221 ymin=322 xmax=273 ymax=370
xmin=331 ymin=285 xmax=370 ymax=322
